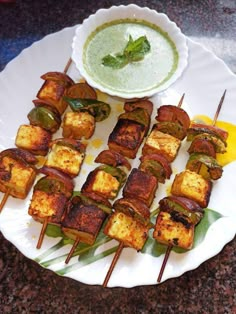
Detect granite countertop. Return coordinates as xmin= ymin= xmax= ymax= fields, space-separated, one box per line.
xmin=0 ymin=1 xmax=236 ymax=313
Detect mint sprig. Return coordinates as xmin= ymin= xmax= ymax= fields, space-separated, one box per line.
xmin=102 ymin=35 xmax=151 ymax=69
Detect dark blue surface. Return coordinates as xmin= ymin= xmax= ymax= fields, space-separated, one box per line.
xmin=0 ymin=36 xmax=41 ymax=70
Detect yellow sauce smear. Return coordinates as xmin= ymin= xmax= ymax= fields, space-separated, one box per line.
xmin=166 ymin=182 xmax=172 ymax=196
xmin=96 ymin=90 xmax=108 ymax=102
xmin=91 ymin=138 xmax=103 ymax=149
xmin=36 ymin=156 xmax=46 ymax=167
xmin=85 ymin=154 xmax=95 ymax=165
xmin=193 ymin=115 xmax=236 ymax=166
xmin=116 ymin=103 xmax=124 ymax=113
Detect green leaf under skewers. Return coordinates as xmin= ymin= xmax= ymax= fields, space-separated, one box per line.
xmin=35 ymin=207 xmax=223 ymax=272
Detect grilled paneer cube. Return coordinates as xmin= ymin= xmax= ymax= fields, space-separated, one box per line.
xmin=29 ymin=189 xmax=68 ymax=224
xmin=171 ymin=170 xmax=212 ymax=208
xmin=28 ymin=175 xmax=72 ymax=224
xmin=61 ymin=196 xmax=107 ymax=245
xmin=15 ymin=124 xmax=52 ymax=156
xmin=45 ymin=140 xmax=85 ymax=177
xmin=108 ymin=119 xmax=146 ymax=159
xmin=123 ymin=168 xmax=158 ymax=207
xmin=0 ymin=155 xmax=36 ymax=199
xmin=37 ymin=72 xmax=74 ymax=114
xmin=82 ymin=165 xmax=126 ymax=200
xmin=62 ymin=111 xmax=95 ymax=139
xmin=142 ymin=127 xmax=181 ymax=162
xmin=153 ymin=211 xmax=194 ymax=249
xmin=104 ymin=211 xmax=149 ymax=251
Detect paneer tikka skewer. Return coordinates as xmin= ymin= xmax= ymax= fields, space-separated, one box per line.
xmin=0 ymin=148 xmax=38 ymax=213
xmin=61 ymin=99 xmax=152 ymax=263
xmin=154 ymin=90 xmax=227 ymax=282
xmin=0 ymin=58 xmax=75 ymax=212
xmin=0 ymin=54 xmax=111 ymax=252
xmin=27 ymin=71 xmax=112 ymax=249
xmin=102 ymin=94 xmax=190 ymax=287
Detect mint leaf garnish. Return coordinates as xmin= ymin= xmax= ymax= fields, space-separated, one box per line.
xmin=124 ymin=35 xmax=151 ymax=61
xmin=102 ymin=35 xmax=151 ymax=69
xmin=102 ymin=53 xmax=128 ymax=69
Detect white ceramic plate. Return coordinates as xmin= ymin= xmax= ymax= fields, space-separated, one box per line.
xmin=72 ymin=5 xmax=188 ymax=99
xmin=0 ymin=25 xmax=236 ymax=288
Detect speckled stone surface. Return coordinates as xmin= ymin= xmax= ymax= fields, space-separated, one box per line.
xmin=0 ymin=1 xmax=236 ymax=313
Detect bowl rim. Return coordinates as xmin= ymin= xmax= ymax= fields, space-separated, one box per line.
xmin=71 ymin=4 xmax=189 ymax=99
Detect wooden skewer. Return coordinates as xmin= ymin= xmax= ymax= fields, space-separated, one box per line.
xmin=103 ymin=241 xmax=124 ymax=287
xmin=157 ymin=93 xmax=185 ymax=282
xmin=63 ymin=58 xmax=72 ymax=74
xmin=177 ymin=93 xmax=185 ymax=108
xmin=65 ymin=236 xmax=80 ymax=264
xmin=36 ymin=58 xmax=73 ymax=248
xmin=157 ymin=89 xmax=227 ymax=283
xmin=103 ymin=93 xmax=187 ymax=286
xmin=0 ymin=58 xmax=73 ymax=216
xmin=0 ymin=188 xmax=11 ymax=214
xmin=212 ymin=89 xmax=226 ymax=126
xmin=36 ymin=217 xmax=49 ymax=249
xmin=157 ymin=244 xmax=173 ymax=282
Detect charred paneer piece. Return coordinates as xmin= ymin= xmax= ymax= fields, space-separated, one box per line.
xmin=142 ymin=126 xmax=181 ymax=162
xmin=15 ymin=124 xmax=52 ymax=156
xmin=171 ymin=170 xmax=212 ymax=208
xmin=61 ymin=195 xmax=107 ymax=245
xmin=45 ymin=139 xmax=86 ymax=177
xmin=62 ymin=111 xmax=95 ymax=140
xmin=36 ymin=72 xmax=74 ymax=115
xmin=28 ymin=175 xmax=73 ymax=225
xmin=153 ymin=211 xmax=195 ymax=249
xmin=82 ymin=165 xmax=126 ymax=200
xmin=29 ymin=190 xmax=68 ymax=224
xmin=0 ymin=155 xmax=36 ymax=199
xmin=108 ymin=119 xmax=146 ymax=159
xmin=104 ymin=211 xmax=149 ymax=251
xmin=123 ymin=168 xmax=158 ymax=207
xmin=153 ymin=196 xmax=203 ymax=250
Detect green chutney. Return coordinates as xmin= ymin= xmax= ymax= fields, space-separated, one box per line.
xmin=83 ymin=19 xmax=178 ymax=95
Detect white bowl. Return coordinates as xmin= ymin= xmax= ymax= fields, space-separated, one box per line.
xmin=72 ymin=4 xmax=188 ymax=99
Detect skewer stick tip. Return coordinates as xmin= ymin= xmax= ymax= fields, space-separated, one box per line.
xmin=63 ymin=58 xmax=72 ymax=74
xmin=157 ymin=245 xmax=173 ymax=283
xmin=102 ymin=241 xmax=124 ymax=288
xmin=177 ymin=93 xmax=185 ymax=108
xmin=212 ymin=89 xmax=227 ymax=126
xmin=36 ymin=218 xmax=48 ymax=249
xmin=0 ymin=188 xmax=10 ymax=214
xmin=65 ymin=237 xmax=80 ymax=264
